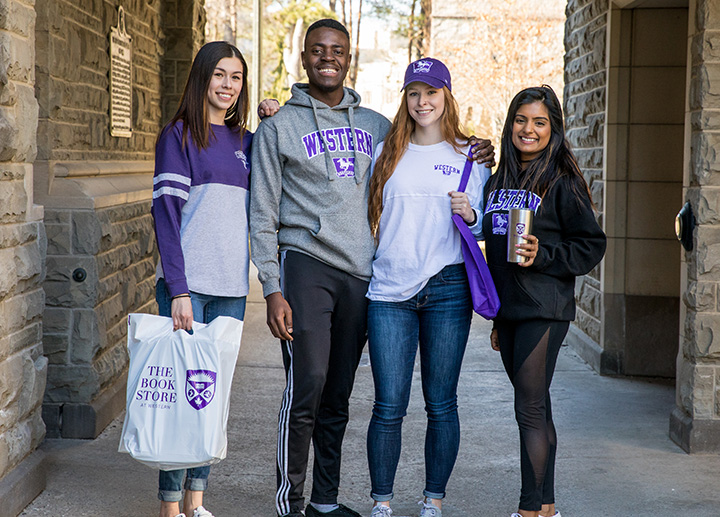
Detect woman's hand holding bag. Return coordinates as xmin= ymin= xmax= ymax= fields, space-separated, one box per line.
xmin=118 ymin=313 xmax=243 ymax=470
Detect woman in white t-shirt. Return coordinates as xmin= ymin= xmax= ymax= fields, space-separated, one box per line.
xmin=366 ymin=58 xmax=491 ymax=517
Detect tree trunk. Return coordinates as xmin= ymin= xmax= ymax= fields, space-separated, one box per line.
xmin=283 ymin=17 xmax=305 ymax=89
xmin=347 ymin=0 xmax=353 ymax=50
xmin=420 ymin=0 xmax=431 ymax=57
xmin=408 ymin=0 xmax=416 ymax=62
xmin=349 ymin=0 xmax=362 ymax=88
xmin=340 ymin=0 xmax=347 ymax=27
xmin=329 ymin=0 xmax=336 ymax=12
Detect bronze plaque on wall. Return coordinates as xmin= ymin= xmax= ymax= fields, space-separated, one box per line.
xmin=110 ymin=6 xmax=133 ymax=138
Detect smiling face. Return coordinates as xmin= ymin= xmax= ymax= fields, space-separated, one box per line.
xmin=406 ymin=82 xmax=445 ymax=132
xmin=206 ymin=56 xmax=245 ymax=125
xmin=511 ymin=101 xmax=552 ymax=162
xmin=302 ymin=27 xmax=351 ymax=106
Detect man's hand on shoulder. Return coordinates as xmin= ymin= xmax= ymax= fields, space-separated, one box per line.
xmin=469 ymin=136 xmax=496 ymax=168
xmin=265 ymin=292 xmax=293 ymax=340
xmin=258 ymin=98 xmax=281 ymax=120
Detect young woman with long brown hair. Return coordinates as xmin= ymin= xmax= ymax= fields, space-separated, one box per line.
xmin=365 ymin=58 xmax=490 ymax=517
xmin=483 ymin=85 xmax=606 ymax=517
xmin=151 ymin=41 xmax=251 ymax=517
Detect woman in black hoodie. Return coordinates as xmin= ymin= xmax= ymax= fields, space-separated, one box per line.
xmin=482 ymin=86 xmax=606 ymax=517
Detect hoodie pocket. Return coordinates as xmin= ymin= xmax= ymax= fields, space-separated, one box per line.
xmin=309 ymin=213 xmax=374 ymax=265
xmin=512 ymin=272 xmax=543 ymax=309
xmin=512 ymin=269 xmax=558 ymax=317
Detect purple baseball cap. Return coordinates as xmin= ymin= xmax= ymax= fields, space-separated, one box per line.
xmin=402 ymin=57 xmax=452 ymax=91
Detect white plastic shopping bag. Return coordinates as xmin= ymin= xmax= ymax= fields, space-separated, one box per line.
xmin=118 ymin=313 xmax=242 ymax=470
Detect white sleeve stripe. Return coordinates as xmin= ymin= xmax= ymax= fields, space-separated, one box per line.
xmin=154 ymin=173 xmax=192 ymax=186
xmin=153 ymin=187 xmax=190 ymax=200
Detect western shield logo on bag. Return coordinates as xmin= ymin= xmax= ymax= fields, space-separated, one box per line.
xmin=185 ymin=370 xmax=217 ymax=410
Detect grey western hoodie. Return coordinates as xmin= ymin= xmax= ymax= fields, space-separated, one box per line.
xmin=250 ymin=83 xmax=391 ymax=297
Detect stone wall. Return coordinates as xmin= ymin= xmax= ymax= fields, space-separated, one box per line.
xmin=162 ymin=0 xmax=207 ymax=123
xmin=33 ymin=0 xmax=206 ymax=438
xmin=0 ymin=0 xmax=48 ymax=513
xmin=35 ymin=0 xmax=163 ymax=163
xmin=563 ymin=0 xmax=607 ymax=351
xmin=41 ymin=196 xmax=156 ymax=438
xmin=33 ymin=0 xmax=164 ymax=438
xmin=671 ymin=0 xmax=720 ymax=452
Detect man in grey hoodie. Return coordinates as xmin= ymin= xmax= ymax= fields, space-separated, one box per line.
xmin=250 ymin=18 xmax=492 ymax=517
xmin=251 ymin=19 xmax=383 ymax=517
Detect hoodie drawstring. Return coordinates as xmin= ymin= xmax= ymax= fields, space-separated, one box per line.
xmin=310 ymin=98 xmax=338 ymax=181
xmin=348 ymin=106 xmax=362 ymax=184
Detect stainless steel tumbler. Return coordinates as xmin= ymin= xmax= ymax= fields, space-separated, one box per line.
xmin=507 ymin=208 xmax=534 ymax=263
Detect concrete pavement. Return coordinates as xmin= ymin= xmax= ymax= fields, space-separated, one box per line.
xmin=19 ymin=274 xmax=720 ymax=516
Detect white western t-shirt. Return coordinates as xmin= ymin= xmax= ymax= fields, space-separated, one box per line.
xmin=367 ymin=140 xmax=490 ymax=302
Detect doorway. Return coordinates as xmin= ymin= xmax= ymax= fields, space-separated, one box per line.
xmin=601 ymin=1 xmax=688 ymax=377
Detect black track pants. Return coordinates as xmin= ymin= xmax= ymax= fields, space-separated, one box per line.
xmin=275 ymin=251 xmax=369 ymax=516
xmin=495 ymin=319 xmax=569 ymax=512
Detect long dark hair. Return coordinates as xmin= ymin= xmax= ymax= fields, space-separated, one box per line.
xmin=368 ymin=86 xmax=468 ymax=238
xmin=160 ymin=41 xmax=249 ymax=150
xmin=487 ymin=85 xmax=591 ymax=207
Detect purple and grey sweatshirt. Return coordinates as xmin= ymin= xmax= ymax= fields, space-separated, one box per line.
xmin=151 ymin=121 xmax=253 ymax=298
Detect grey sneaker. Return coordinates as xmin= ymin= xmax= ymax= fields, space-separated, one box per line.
xmin=419 ymin=501 xmax=441 ymax=517
xmin=370 ymin=504 xmax=393 ymax=517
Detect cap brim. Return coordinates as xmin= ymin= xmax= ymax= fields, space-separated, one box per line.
xmin=401 ymin=75 xmax=446 ymax=90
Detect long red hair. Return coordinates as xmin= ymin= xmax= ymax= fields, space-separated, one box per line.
xmin=368 ymin=86 xmax=468 ymax=237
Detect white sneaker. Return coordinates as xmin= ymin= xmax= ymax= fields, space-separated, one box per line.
xmin=193 ymin=507 xmax=214 ymax=517
xmin=419 ymin=501 xmax=441 ymax=517
xmin=370 ymin=504 xmax=393 ymax=517
xmin=174 ymin=514 xmax=186 ymax=517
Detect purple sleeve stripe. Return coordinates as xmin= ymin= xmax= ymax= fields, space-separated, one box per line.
xmin=154 ymin=173 xmax=191 ymax=186
xmin=153 ymin=187 xmax=190 ymax=200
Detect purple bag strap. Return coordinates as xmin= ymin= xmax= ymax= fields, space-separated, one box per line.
xmin=456 ymin=149 xmax=474 ymax=193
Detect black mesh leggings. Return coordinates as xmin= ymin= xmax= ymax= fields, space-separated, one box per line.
xmin=496 ymin=319 xmax=570 ymax=511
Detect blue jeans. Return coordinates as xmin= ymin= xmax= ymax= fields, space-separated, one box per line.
xmin=366 ymin=264 xmax=472 ymax=502
xmin=155 ymin=278 xmax=246 ymax=502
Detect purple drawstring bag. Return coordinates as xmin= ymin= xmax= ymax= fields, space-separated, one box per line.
xmin=452 ymin=150 xmax=500 ymax=319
